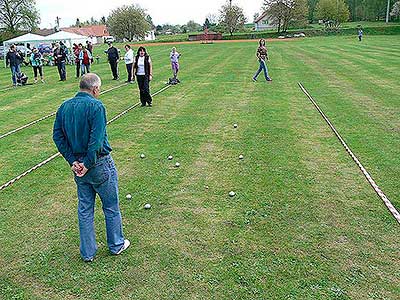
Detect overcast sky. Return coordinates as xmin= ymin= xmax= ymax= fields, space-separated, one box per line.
xmin=37 ymin=0 xmax=264 ymax=29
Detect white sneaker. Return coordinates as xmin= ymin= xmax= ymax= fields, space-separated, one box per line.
xmin=115 ymin=239 xmax=130 ymax=255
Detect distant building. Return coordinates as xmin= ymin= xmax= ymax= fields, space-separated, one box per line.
xmin=62 ymin=25 xmax=110 ymax=44
xmin=254 ymin=11 xmax=276 ymax=31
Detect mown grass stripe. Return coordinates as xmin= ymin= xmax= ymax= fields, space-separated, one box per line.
xmin=299 ymin=82 xmax=400 ymax=224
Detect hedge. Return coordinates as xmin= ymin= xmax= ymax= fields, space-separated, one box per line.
xmin=222 ymin=25 xmax=400 ymax=40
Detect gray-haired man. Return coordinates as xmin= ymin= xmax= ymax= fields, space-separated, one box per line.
xmin=53 ymin=73 xmax=130 ymax=262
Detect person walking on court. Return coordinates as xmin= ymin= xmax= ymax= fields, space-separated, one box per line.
xmin=123 ymin=45 xmax=134 ymax=83
xmin=54 ymin=43 xmax=67 ymax=81
xmin=252 ymin=39 xmax=272 ymax=82
xmin=133 ymin=46 xmax=153 ymax=107
xmin=358 ymin=28 xmax=363 ymax=42
xmin=30 ymin=48 xmax=45 ymax=83
xmin=79 ymin=45 xmax=92 ymax=75
xmin=53 ymin=73 xmax=130 ymax=262
xmin=105 ymin=42 xmax=119 ymax=80
xmin=6 ymin=45 xmax=22 ymax=86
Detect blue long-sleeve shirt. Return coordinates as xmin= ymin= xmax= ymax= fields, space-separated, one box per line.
xmin=53 ymin=92 xmax=112 ymax=169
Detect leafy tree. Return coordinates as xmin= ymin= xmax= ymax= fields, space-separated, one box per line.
xmin=186 ymin=20 xmax=202 ymax=32
xmin=316 ymin=0 xmax=350 ymax=27
xmin=0 ymin=0 xmax=40 ymax=34
xmin=146 ymin=15 xmax=154 ymax=28
xmin=308 ymin=0 xmax=319 ymax=22
xmin=203 ymin=18 xmax=211 ymax=30
xmin=218 ymin=0 xmax=247 ymax=36
xmin=107 ymin=4 xmax=151 ymax=41
xmin=263 ymin=0 xmax=309 ymax=33
xmin=391 ymin=1 xmax=400 ymax=18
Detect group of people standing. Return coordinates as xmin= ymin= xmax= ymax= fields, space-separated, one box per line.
xmin=73 ymin=43 xmax=93 ymax=78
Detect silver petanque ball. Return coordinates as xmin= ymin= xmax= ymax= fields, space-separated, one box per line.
xmin=233 ymin=123 xmax=238 ymax=128
xmin=140 ymin=153 xmax=145 ymax=159
xmin=175 ymin=162 xmax=180 ymax=167
xmin=229 ymin=191 xmax=236 ymax=197
xmin=239 ymin=155 xmax=244 ymax=160
xmin=168 ymin=155 xmax=173 ymax=160
xmin=144 ymin=203 xmax=151 ymax=209
xmin=126 ymin=194 xmax=132 ymax=200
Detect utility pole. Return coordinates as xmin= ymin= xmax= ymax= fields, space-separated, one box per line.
xmin=386 ymin=0 xmax=391 ymax=23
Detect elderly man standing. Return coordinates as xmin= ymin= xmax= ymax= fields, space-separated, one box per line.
xmin=53 ymin=73 xmax=130 ymax=262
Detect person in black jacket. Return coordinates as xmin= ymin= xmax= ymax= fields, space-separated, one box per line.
xmin=105 ymin=43 xmax=119 ymax=80
xmin=133 ymin=46 xmax=153 ymax=107
xmin=54 ymin=43 xmax=67 ymax=81
xmin=6 ymin=45 xmax=22 ymax=86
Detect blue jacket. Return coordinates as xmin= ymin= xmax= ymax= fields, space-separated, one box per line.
xmin=53 ymin=92 xmax=112 ymax=169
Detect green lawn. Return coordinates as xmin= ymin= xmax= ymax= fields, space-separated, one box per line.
xmin=0 ymin=35 xmax=399 ymax=300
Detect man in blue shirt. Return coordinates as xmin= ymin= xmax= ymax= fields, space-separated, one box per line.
xmin=53 ymin=73 xmax=130 ymax=262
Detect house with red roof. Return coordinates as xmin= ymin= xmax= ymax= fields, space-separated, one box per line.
xmin=62 ymin=25 xmax=110 ymax=44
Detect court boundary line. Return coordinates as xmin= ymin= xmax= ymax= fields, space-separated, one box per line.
xmin=0 ymin=84 xmax=172 ymax=191
xmin=298 ymin=82 xmax=400 ymax=225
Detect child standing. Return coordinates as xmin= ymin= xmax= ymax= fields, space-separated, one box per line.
xmin=358 ymin=29 xmax=363 ymax=42
xmin=170 ymin=47 xmax=181 ymax=82
xmin=252 ymin=39 xmax=272 ymax=82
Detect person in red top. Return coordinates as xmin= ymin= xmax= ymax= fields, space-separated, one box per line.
xmin=79 ymin=46 xmax=93 ymax=75
xmin=74 ymin=43 xmax=83 ymax=78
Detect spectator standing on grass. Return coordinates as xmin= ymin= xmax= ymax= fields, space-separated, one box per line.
xmin=86 ymin=40 xmax=93 ymax=54
xmin=170 ymin=47 xmax=181 ymax=82
xmin=105 ymin=42 xmax=119 ymax=80
xmin=133 ymin=46 xmax=153 ymax=107
xmin=54 ymin=43 xmax=67 ymax=81
xmin=252 ymin=39 xmax=272 ymax=82
xmin=358 ymin=29 xmax=363 ymax=42
xmin=6 ymin=45 xmax=22 ymax=87
xmin=73 ymin=43 xmax=82 ymax=78
xmin=53 ymin=73 xmax=130 ymax=262
xmin=123 ymin=45 xmax=134 ymax=83
xmin=79 ymin=46 xmax=93 ymax=75
xmin=30 ymin=48 xmax=45 ymax=83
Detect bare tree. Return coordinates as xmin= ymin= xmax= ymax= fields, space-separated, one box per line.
xmin=0 ymin=0 xmax=40 ymax=33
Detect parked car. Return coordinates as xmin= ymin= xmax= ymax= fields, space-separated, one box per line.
xmin=37 ymin=43 xmax=52 ymax=54
xmin=0 ymin=46 xmax=5 ymax=59
xmin=104 ymin=36 xmax=115 ymax=43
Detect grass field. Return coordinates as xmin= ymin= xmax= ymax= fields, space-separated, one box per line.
xmin=0 ymin=35 xmax=399 ymax=299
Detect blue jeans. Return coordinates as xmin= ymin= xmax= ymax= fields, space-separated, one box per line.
xmin=10 ymin=65 xmax=21 ymax=85
xmin=74 ymin=155 xmax=125 ymax=260
xmin=81 ymin=63 xmax=90 ymax=75
xmin=253 ymin=59 xmax=270 ymax=80
xmin=57 ymin=62 xmax=66 ymax=80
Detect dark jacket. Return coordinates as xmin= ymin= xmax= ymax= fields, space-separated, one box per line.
xmin=6 ymin=51 xmax=22 ymax=67
xmin=134 ymin=55 xmax=150 ymax=76
xmin=106 ymin=46 xmax=119 ymax=61
xmin=54 ymin=48 xmax=66 ymax=64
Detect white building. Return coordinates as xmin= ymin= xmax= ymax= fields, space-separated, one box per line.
xmin=254 ymin=11 xmax=276 ymax=31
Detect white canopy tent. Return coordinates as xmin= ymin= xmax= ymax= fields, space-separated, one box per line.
xmin=45 ymin=31 xmax=89 ymax=47
xmin=3 ymin=32 xmax=76 ymax=67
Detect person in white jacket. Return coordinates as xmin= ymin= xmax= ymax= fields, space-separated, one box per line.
xmin=124 ymin=45 xmax=134 ymax=83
